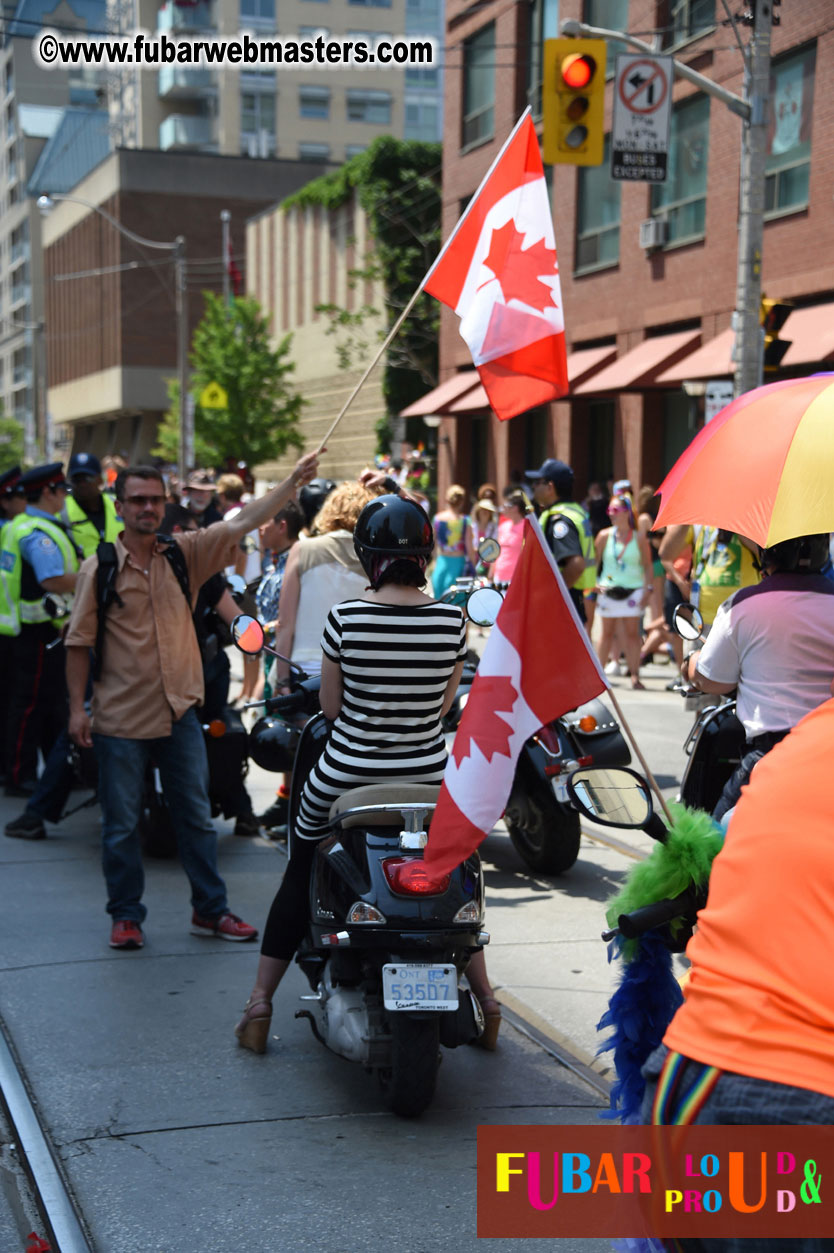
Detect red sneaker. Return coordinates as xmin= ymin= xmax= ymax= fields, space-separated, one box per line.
xmin=190 ymin=911 xmax=258 ymax=942
xmin=110 ymin=920 xmax=144 ymax=949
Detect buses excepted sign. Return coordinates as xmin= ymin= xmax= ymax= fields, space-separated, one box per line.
xmin=611 ymin=54 xmax=673 ymax=182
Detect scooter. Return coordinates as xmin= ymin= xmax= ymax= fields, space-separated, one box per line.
xmin=439 ymin=565 xmax=632 ymax=875
xmin=233 ymin=614 xmax=489 ymax=1118
xmin=671 ymin=603 xmax=745 ymax=813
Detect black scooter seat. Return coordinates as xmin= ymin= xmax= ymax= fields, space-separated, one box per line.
xmin=330 ymin=783 xmax=441 ymax=828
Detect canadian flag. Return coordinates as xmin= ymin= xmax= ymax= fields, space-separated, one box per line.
xmin=423 ymin=111 xmax=569 ymax=422
xmin=424 ymin=516 xmax=608 ymax=876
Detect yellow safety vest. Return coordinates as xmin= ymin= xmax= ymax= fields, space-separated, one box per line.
xmin=539 ymin=500 xmax=597 ymax=590
xmin=62 ymin=492 xmax=123 ymax=560
xmin=0 ymin=513 xmax=80 ymax=636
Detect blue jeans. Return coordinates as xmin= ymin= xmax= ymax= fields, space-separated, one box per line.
xmin=94 ymin=708 xmax=228 ymax=923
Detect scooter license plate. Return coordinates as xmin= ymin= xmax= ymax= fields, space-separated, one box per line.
xmin=382 ymin=963 xmax=458 ymax=1012
xmin=552 ymin=777 xmax=571 ymax=804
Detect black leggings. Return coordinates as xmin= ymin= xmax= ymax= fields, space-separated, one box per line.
xmin=260 ymin=836 xmax=319 ymax=960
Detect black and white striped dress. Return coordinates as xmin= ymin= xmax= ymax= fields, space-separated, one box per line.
xmin=295 ymin=599 xmax=467 ymax=838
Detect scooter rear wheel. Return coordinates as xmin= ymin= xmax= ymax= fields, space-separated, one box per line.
xmin=506 ymin=806 xmax=581 ymax=875
xmin=378 ymin=1017 xmax=440 ymax=1118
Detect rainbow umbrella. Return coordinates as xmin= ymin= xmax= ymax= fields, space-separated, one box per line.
xmin=655 ymin=374 xmax=834 ymax=547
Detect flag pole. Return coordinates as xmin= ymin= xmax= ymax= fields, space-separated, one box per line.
xmin=602 ymin=687 xmax=675 ymax=826
xmin=315 ymin=107 xmax=535 ymax=455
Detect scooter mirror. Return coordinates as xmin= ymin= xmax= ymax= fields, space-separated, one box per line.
xmin=227 ymin=573 xmax=246 ymax=597
xmin=231 ymin=613 xmax=265 ymax=654
xmin=477 ymin=537 xmax=501 ymax=564
xmin=466 ymin=585 xmax=503 ymax=627
xmin=566 ymin=766 xmax=653 ymax=829
xmin=672 ymin=602 xmax=704 ymax=641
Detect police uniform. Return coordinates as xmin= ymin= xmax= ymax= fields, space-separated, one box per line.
xmin=0 ymin=466 xmax=24 ymax=778
xmin=529 ymin=459 xmax=595 ymax=623
xmin=0 ymin=464 xmax=81 ymax=792
xmin=61 ymin=452 xmax=124 ymax=559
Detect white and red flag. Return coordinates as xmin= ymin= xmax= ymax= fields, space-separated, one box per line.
xmin=424 ymin=516 xmax=608 ymax=876
xmin=422 ymin=110 xmax=569 ymax=421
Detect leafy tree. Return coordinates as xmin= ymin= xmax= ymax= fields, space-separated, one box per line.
xmin=0 ymin=414 xmax=24 ymax=472
xmin=153 ymin=294 xmax=304 ymax=468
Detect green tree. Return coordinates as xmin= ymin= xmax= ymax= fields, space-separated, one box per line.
xmin=153 ymin=294 xmax=304 ymax=467
xmin=0 ymin=414 xmax=24 ymax=473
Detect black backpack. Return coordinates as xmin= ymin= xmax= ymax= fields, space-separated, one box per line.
xmin=93 ymin=534 xmax=191 ymax=681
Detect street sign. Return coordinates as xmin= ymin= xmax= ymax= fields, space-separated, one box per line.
xmin=611 ymin=54 xmax=673 ymax=182
xmin=199 ymin=381 xmax=228 ymax=410
xmin=705 ymin=379 xmax=734 ymax=423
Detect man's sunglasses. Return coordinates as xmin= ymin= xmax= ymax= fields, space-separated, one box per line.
xmin=124 ymin=494 xmax=165 ymax=507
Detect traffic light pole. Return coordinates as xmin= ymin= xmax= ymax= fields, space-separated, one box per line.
xmin=561 ymin=11 xmax=771 ymax=398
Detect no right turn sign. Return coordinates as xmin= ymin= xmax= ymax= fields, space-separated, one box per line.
xmin=611 ymin=54 xmax=673 ymax=182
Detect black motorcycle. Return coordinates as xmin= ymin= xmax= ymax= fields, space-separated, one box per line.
xmin=233 ymin=615 xmax=488 ymax=1118
xmin=671 ymin=602 xmax=745 ymax=813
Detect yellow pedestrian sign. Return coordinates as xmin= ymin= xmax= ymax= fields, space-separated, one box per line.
xmin=199 ymin=382 xmax=228 ymax=410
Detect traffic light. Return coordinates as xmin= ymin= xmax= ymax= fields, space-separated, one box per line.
xmin=760 ymin=297 xmax=793 ymax=371
xmin=543 ymin=37 xmax=607 ymax=167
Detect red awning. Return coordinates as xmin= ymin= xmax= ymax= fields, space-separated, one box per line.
xmin=573 ymin=330 xmax=702 ymax=394
xmin=566 ymin=343 xmax=617 ymax=388
xmin=399 ymin=371 xmax=480 ymax=417
xmin=656 ymin=327 xmax=735 ymax=383
xmin=779 ymin=302 xmax=834 ymax=367
xmin=448 ymin=383 xmax=489 ymax=413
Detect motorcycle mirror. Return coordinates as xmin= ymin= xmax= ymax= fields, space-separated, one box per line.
xmin=466 ymin=585 xmax=503 ymax=627
xmin=477 ymin=537 xmax=501 ymax=564
xmin=566 ymin=766 xmax=654 ymax=829
xmin=227 ymin=573 xmax=246 ymax=597
xmin=672 ymin=602 xmax=704 ymax=642
xmin=231 ymin=614 xmax=265 ymax=654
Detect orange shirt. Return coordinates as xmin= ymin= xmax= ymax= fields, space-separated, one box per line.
xmin=664 ymin=697 xmax=834 ymax=1099
xmin=66 ymin=525 xmax=237 ymax=738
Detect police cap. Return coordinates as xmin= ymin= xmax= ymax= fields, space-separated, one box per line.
xmin=0 ymin=465 xmax=23 ymax=496
xmin=20 ymin=463 xmax=68 ymax=494
xmin=525 ymin=458 xmax=574 ymax=496
xmin=68 ymin=451 xmax=102 ymax=479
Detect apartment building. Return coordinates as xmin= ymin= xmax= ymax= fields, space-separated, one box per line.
xmin=106 ymin=0 xmax=444 ymax=163
xmin=420 ymin=0 xmax=834 ymax=500
xmin=0 ymin=0 xmax=106 ymax=459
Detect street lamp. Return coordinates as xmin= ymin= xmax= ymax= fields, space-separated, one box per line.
xmin=37 ymin=193 xmax=191 ymax=479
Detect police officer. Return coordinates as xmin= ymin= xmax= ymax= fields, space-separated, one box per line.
xmin=0 ymin=463 xmax=80 ymax=795
xmin=526 ymin=459 xmax=595 ymax=622
xmin=0 ymin=466 xmax=26 ymax=529
xmin=0 ymin=466 xmax=26 ymax=778
xmin=61 ymin=452 xmax=123 ymax=558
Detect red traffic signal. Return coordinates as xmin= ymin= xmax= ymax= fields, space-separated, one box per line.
xmin=560 ymin=53 xmax=596 ymax=91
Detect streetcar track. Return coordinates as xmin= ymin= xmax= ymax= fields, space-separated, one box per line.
xmin=0 ymin=1024 xmax=93 ymax=1252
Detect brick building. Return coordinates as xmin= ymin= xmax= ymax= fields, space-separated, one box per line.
xmin=420 ymin=0 xmax=834 ymax=502
xmin=41 ymin=146 xmax=328 ymax=460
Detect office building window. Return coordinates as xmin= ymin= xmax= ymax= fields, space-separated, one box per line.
xmin=405 ymin=66 xmax=438 ymax=88
xmin=300 ymin=85 xmax=331 ymax=118
xmin=576 ymin=136 xmax=621 ymax=271
xmin=404 ymin=97 xmax=439 ymax=141
xmin=345 ymin=144 xmax=367 ymax=157
xmin=299 ymin=142 xmax=331 ymax=159
xmin=406 ymin=0 xmax=440 ymax=20
xmin=651 ymin=94 xmax=709 ymax=245
xmin=766 ymin=44 xmax=815 ymax=217
xmin=241 ymin=91 xmax=276 ymax=154
xmin=665 ymin=0 xmax=714 ymax=47
xmin=346 ymin=89 xmax=391 ymax=123
xmin=348 ymin=0 xmax=391 ymax=8
xmin=462 ymin=23 xmax=494 ymax=149
xmin=240 ymin=0 xmax=275 ymax=21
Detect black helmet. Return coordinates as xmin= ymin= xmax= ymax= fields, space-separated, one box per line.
xmin=353 ymin=494 xmax=434 ymax=575
xmin=298 ymin=477 xmax=336 ymax=528
xmin=249 ymin=716 xmax=301 ymax=773
xmin=759 ymin=533 xmax=830 ymax=574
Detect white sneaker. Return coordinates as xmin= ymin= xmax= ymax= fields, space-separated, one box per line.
xmin=604 ymin=660 xmax=619 ymax=676
xmin=618 ymin=662 xmax=630 ymax=676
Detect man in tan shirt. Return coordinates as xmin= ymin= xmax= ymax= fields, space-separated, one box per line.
xmin=66 ymin=452 xmax=319 ymax=950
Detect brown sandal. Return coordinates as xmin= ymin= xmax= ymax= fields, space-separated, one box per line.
xmin=473 ymin=996 xmax=501 ymax=1050
xmin=235 ymin=998 xmax=273 ymax=1054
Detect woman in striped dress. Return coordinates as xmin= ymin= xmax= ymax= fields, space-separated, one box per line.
xmin=236 ymin=493 xmax=500 ymax=1052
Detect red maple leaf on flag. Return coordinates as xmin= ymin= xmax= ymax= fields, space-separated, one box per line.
xmin=481 ymin=220 xmax=558 ymax=313
xmin=451 ymin=675 xmax=518 ymax=767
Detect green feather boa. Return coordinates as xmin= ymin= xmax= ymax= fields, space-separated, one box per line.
xmin=606 ymin=802 xmax=724 ymax=960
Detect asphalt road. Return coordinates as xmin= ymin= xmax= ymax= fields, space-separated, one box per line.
xmin=0 ymin=656 xmax=693 ymax=1252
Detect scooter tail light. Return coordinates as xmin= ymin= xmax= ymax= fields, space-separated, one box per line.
xmin=452 ymin=901 xmax=481 ymax=924
xmin=381 ymin=857 xmax=451 ymax=896
xmin=207 ymin=719 xmax=226 ymax=738
xmin=536 ymin=723 xmax=562 ymax=753
xmin=346 ymin=901 xmax=387 ymax=924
